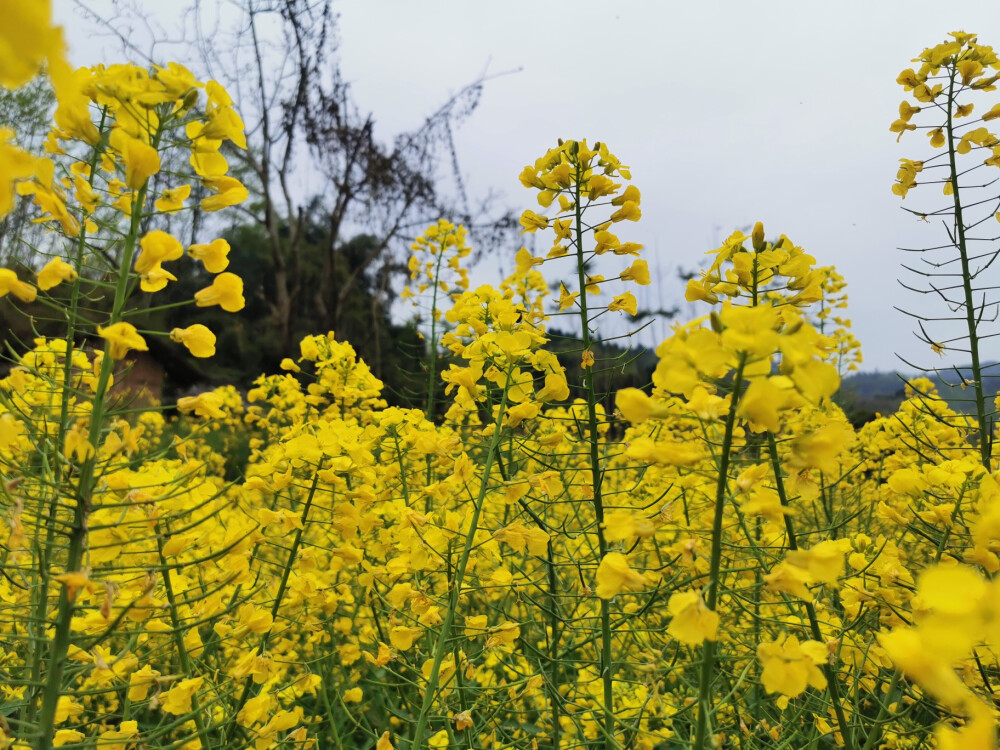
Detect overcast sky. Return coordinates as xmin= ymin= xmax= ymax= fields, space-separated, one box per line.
xmin=54 ymin=0 xmax=1000 ymax=371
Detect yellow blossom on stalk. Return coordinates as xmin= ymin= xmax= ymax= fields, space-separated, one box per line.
xmin=53 ymin=570 xmax=90 ymax=601
xmin=188 ymin=238 xmax=231 ymax=273
xmin=595 ymin=552 xmax=645 ymax=599
xmin=256 ymin=712 xmax=300 ymax=745
xmin=0 ymin=268 xmax=37 ymax=302
xmin=109 ymin=130 xmax=161 ymax=190
xmin=557 ymin=283 xmax=578 ymax=311
xmin=738 ymin=377 xmax=799 ymax=432
xmin=893 ymin=32 xmax=1000 ymax=205
xmin=99 ymin=721 xmax=139 ymax=749
xmin=612 ymin=183 xmax=639 ymax=203
xmin=200 ymin=175 xmax=248 ymax=212
xmin=194 ymin=272 xmax=245 ymax=312
xmin=389 ymin=626 xmax=423 ymax=651
xmin=0 ymin=128 xmax=43 ymax=217
xmin=55 ymin=696 xmax=84 ymax=724
xmin=72 ymin=175 xmax=98 ymax=213
xmin=37 ymin=257 xmax=76 ymax=291
xmin=517 ymin=139 xmax=646 ymax=348
xmin=620 ymin=259 xmax=650 ymax=285
xmin=51 ymin=71 xmax=99 ymax=147
xmin=505 ymin=401 xmax=539 ymax=427
xmin=404 ymin=220 xmax=472 ymax=310
xmin=667 ymin=590 xmax=719 ymax=645
xmin=238 ymin=691 xmax=274 ymax=727
xmin=170 ymin=325 xmax=216 ymax=358
xmin=625 ymin=434 xmax=704 ymax=466
xmin=784 ymin=538 xmax=852 ymax=585
xmin=757 ymin=635 xmax=828 ymax=699
xmin=203 ymin=80 xmax=248 ymax=148
xmin=613 ymin=241 xmax=643 ymax=256
xmin=536 ymin=371 xmax=569 ymax=402
xmin=159 ymin=677 xmax=204 ymax=715
xmin=63 ymin=422 xmax=94 ymax=462
xmin=608 ymin=291 xmax=638 ymax=315
xmin=519 ymin=210 xmax=549 ymax=233
xmin=764 ymin=561 xmax=815 ymax=601
xmin=610 ymin=200 xmax=641 ymax=223
xmin=153 ymin=61 xmax=199 ymax=98
xmin=686 ymin=224 xmax=827 ymax=309
xmin=17 ymin=174 xmax=80 ymax=236
xmin=128 ymin=664 xmax=161 ymax=701
xmin=742 ymin=485 xmax=788 ymax=523
xmin=155 ymin=184 xmax=190 ymax=213
xmin=615 ymin=388 xmax=670 ymax=423
xmin=188 ymin=121 xmax=229 ymax=177
xmin=787 ymin=421 xmax=854 ymax=474
xmin=140 ymin=263 xmax=177 ymax=293
xmin=493 ymin=520 xmax=549 ymax=555
xmin=485 ymin=621 xmax=521 ymax=650
xmin=136 ymin=230 xmax=184 ymax=275
xmin=593 ymin=228 xmax=620 ymax=255
xmin=515 ymin=247 xmax=544 ymax=273
xmin=602 ymin=509 xmax=655 ymax=542
xmin=97 ymin=322 xmax=148 ymax=360
xmin=53 ymin=730 xmax=85 ymax=747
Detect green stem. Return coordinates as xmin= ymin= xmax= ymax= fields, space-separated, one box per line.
xmin=27 ymin=108 xmax=109 ymax=725
xmin=409 ymin=376 xmax=512 ymax=749
xmin=424 ymin=242 xmax=447 ymax=509
xmin=859 ymin=672 xmax=901 ymax=750
xmin=425 ymin=241 xmax=446 ymax=426
xmin=571 ymin=155 xmax=616 ymax=749
xmin=692 ymin=354 xmax=746 ymax=749
xmin=156 ymin=525 xmax=212 ymax=749
xmin=35 ymin=144 xmax=155 ymax=750
xmin=944 ymin=66 xmax=990 ymax=470
xmin=767 ymin=433 xmax=855 ymax=748
xmin=227 ymin=472 xmax=321 ymax=742
xmin=546 ymin=538 xmax=562 ymax=750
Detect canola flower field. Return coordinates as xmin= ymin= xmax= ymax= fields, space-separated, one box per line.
xmin=3 ymin=6 xmax=1000 ymax=750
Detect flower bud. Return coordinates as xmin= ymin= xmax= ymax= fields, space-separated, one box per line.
xmin=181 ymin=88 xmax=200 ymax=112
xmin=783 ymin=318 xmax=804 ymax=336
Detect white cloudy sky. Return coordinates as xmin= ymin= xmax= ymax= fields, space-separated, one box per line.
xmin=54 ymin=0 xmax=1000 ymax=371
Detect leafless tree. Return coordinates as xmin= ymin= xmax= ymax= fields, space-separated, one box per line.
xmin=72 ymin=0 xmax=515 ymax=359
xmin=206 ymin=0 xmax=513 ymax=352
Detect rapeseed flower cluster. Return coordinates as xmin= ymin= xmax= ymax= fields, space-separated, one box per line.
xmin=0 ymin=10 xmax=999 ymax=750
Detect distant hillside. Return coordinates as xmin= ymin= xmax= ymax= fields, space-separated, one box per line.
xmin=837 ymin=371 xmax=907 ymax=425
xmin=838 ymin=365 xmax=1000 ymax=425
xmin=930 ymin=365 xmax=1000 ymax=414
